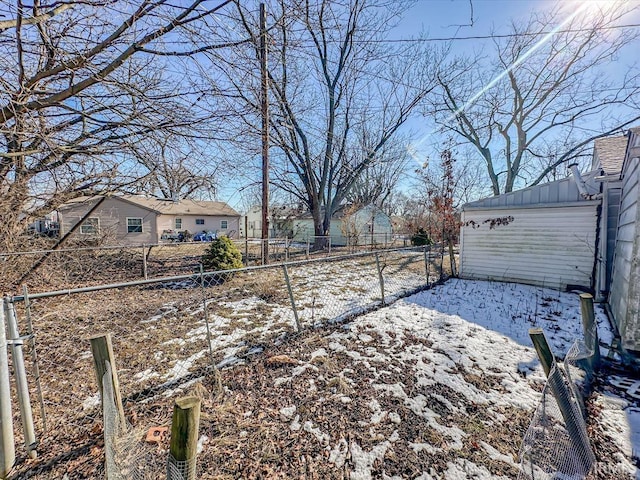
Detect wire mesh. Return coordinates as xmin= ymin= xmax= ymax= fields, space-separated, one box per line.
xmin=518 ymin=350 xmax=595 ymax=479
xmin=8 ymin=246 xmax=438 ymax=478
xmin=103 ymin=361 xmax=163 ymax=480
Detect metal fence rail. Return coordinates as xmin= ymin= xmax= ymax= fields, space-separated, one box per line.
xmin=0 ymin=246 xmax=444 ymax=478
xmin=0 ymin=236 xmax=415 ymax=294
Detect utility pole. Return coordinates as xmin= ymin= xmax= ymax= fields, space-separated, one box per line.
xmin=260 ymin=2 xmax=270 ymax=265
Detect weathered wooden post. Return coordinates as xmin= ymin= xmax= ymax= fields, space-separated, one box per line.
xmin=528 ymin=328 xmax=594 ymax=474
xmin=375 ymin=253 xmax=386 ymax=305
xmin=579 ymin=293 xmax=601 ymax=376
xmin=168 ymin=396 xmax=201 ymax=480
xmin=528 ymin=328 xmax=555 ymax=376
xmin=90 ymin=333 xmax=126 ymax=431
xmin=0 ymin=299 xmax=15 ymax=479
xmin=306 ymin=238 xmax=310 ymax=259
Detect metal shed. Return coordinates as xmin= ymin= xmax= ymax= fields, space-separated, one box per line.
xmin=608 ymin=128 xmax=640 ymax=352
xmin=460 ymin=174 xmax=601 ymax=291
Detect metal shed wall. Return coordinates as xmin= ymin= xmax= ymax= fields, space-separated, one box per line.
xmin=460 ymin=203 xmax=599 ymax=290
xmin=609 ymin=137 xmax=640 ymax=351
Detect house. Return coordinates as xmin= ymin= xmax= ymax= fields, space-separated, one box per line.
xmin=459 ymin=135 xmax=629 ymax=293
xmin=459 ymin=172 xmax=602 ymax=291
xmin=608 ymin=127 xmax=640 ymax=352
xmin=459 ymin=128 xmax=640 ymax=353
xmin=57 ymin=195 xmax=241 ymax=245
xmin=244 ymin=204 xmax=301 ymax=238
xmin=291 ymin=204 xmax=393 ymax=246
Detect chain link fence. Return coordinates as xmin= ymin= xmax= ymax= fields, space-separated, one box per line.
xmin=0 ymin=236 xmax=416 ymax=294
xmin=518 ymin=337 xmax=596 ymax=479
xmin=2 ymin=246 xmax=443 ymax=478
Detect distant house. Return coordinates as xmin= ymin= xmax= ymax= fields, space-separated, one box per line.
xmin=244 ymin=204 xmax=301 ymax=238
xmin=58 ymin=195 xmax=241 ymax=245
xmin=291 ymin=204 xmax=393 ymax=246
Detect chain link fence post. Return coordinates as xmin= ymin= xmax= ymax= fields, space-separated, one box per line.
xmin=4 ymin=298 xmax=37 ymax=458
xmin=282 ymin=265 xmax=301 ymax=332
xmin=0 ymin=299 xmax=15 ymax=478
xmin=423 ymin=246 xmax=430 ymax=283
xmin=22 ymin=285 xmax=46 ymax=433
xmin=375 ymin=253 xmax=386 ymax=305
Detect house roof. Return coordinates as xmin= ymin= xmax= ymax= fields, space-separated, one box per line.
xmin=593 ymin=136 xmax=628 ymax=175
xmin=60 ymin=195 xmax=240 ymax=217
xmin=462 ymin=171 xmax=600 ymax=210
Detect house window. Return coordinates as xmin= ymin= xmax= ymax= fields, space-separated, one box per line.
xmin=80 ymin=217 xmax=99 ymax=234
xmin=221 ymin=220 xmax=228 ymax=229
xmin=175 ymin=218 xmax=182 ymax=230
xmin=196 ymin=219 xmax=205 ymax=225
xmin=127 ymin=218 xmax=143 ymax=233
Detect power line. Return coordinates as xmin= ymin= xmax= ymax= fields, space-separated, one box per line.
xmin=280 ymin=22 xmax=640 ymax=44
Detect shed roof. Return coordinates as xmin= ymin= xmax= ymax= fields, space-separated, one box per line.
xmin=593 ymin=136 xmax=628 ymax=175
xmin=60 ymin=195 xmax=240 ymax=217
xmin=462 ymin=171 xmax=600 ymax=210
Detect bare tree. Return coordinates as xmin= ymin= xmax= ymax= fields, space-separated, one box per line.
xmin=426 ymin=2 xmax=640 ymax=195
xmin=345 ymin=137 xmax=409 ymax=210
xmin=127 ymin=135 xmax=221 ymax=200
xmin=206 ymin=0 xmax=437 ymax=246
xmin=0 ymin=0 xmax=238 ymax=248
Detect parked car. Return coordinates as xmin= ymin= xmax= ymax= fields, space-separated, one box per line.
xmin=193 ymin=230 xmax=217 ymax=242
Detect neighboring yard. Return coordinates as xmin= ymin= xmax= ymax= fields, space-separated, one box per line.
xmin=8 ymin=254 xmax=639 ymax=479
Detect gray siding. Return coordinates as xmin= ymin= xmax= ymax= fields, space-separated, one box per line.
xmin=464 ymin=174 xmax=597 ymax=209
xmin=609 ymin=143 xmax=640 ymax=351
xmin=59 ymin=197 xmax=159 ymax=245
xmin=460 ymin=204 xmax=599 ymax=290
xmin=605 ymin=186 xmax=622 ymax=292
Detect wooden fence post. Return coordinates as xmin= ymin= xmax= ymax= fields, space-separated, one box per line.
xmin=528 ymin=328 xmax=594 ymax=474
xmin=529 ymin=328 xmax=555 ymax=376
xmin=579 ymin=293 xmax=601 ymax=376
xmin=168 ymin=396 xmax=201 ymax=480
xmin=90 ymin=334 xmax=126 ymax=431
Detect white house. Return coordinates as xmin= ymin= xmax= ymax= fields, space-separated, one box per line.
xmin=291 ymin=204 xmax=393 ymax=246
xmin=459 ymin=173 xmax=601 ymax=291
xmin=459 ymin=129 xmax=640 ymax=353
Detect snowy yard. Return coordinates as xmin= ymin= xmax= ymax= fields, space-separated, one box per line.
xmin=17 ymin=275 xmax=640 ymax=479
xmin=173 ymin=278 xmax=636 ymax=479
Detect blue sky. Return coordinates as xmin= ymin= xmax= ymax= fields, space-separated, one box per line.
xmin=217 ymin=0 xmax=640 ymax=211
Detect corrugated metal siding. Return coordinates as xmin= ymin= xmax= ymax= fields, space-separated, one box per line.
xmin=609 ymin=147 xmax=640 ymax=351
xmin=460 ymin=205 xmax=599 ymax=290
xmin=463 ymin=174 xmax=598 ymax=209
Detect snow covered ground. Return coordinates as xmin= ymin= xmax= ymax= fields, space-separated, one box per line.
xmin=173 ymin=278 xmax=640 ymax=479
xmin=37 ymin=273 xmax=640 ymax=479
